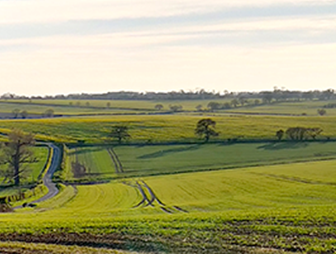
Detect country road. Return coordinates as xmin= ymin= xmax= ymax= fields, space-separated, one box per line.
xmin=32 ymin=144 xmax=61 ymax=204
xmin=14 ymin=144 xmax=61 ymax=209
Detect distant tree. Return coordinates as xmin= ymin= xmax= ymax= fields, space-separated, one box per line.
xmin=155 ymin=104 xmax=164 ymax=111
xmin=238 ymin=97 xmax=247 ymax=106
xmin=195 ymin=118 xmax=219 ymax=142
xmin=262 ymin=93 xmax=273 ymax=104
xmin=231 ymin=99 xmax=239 ymax=108
xmin=69 ymin=102 xmax=73 ymax=106
xmin=276 ymin=129 xmax=284 ymax=141
xmin=222 ymin=102 xmax=231 ymax=109
xmin=44 ymin=109 xmax=54 ymax=118
xmin=317 ymin=109 xmax=327 ymax=116
xmin=169 ymin=105 xmax=183 ymax=112
xmin=286 ymin=127 xmax=307 ymax=141
xmin=0 ymin=130 xmax=35 ymax=186
xmin=12 ymin=109 xmax=20 ymax=119
xmin=207 ymin=102 xmax=221 ymax=111
xmin=85 ymin=102 xmax=90 ymax=107
xmin=106 ymin=102 xmax=111 ymax=109
xmin=20 ymin=110 xmax=28 ymax=119
xmin=109 ymin=126 xmax=130 ymax=144
xmin=195 ymin=104 xmax=203 ymax=111
xmin=254 ymin=99 xmax=260 ymax=106
xmin=285 ymin=127 xmax=322 ymax=141
xmin=306 ymin=128 xmax=323 ymax=140
xmin=76 ymin=102 xmax=81 ymax=107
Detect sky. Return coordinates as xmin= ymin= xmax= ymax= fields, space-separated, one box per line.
xmin=0 ymin=0 xmax=336 ymax=96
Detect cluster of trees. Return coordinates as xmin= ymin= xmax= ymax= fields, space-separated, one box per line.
xmin=276 ymin=127 xmax=323 ymax=141
xmin=11 ymin=109 xmax=54 ymax=119
xmin=1 ymin=88 xmax=335 ymax=102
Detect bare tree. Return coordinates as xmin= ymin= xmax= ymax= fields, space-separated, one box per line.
xmin=0 ymin=130 xmax=35 ymax=186
xmin=20 ymin=110 xmax=28 ymax=119
xmin=12 ymin=109 xmax=20 ymax=119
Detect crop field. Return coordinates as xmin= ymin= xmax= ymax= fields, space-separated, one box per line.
xmin=0 ymin=160 xmax=335 ymax=252
xmin=0 ymin=114 xmax=335 ymax=143
xmin=4 ymin=99 xmax=232 ymax=111
xmin=1 ymin=99 xmax=336 ymax=252
xmin=0 ymin=101 xmax=151 ymax=117
xmin=64 ymin=143 xmax=336 ymax=181
xmin=226 ymin=100 xmax=336 ymax=116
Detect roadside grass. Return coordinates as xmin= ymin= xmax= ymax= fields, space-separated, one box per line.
xmin=0 ymin=146 xmax=49 ymax=190
xmin=0 ymin=114 xmax=335 ymax=143
xmin=1 ymin=160 xmax=336 ymax=252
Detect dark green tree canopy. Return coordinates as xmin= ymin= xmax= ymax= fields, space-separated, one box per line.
xmin=109 ymin=125 xmax=131 ymax=144
xmin=195 ymin=118 xmax=219 ymax=142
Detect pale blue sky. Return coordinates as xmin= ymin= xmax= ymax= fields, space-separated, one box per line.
xmin=0 ymin=0 xmax=335 ymax=95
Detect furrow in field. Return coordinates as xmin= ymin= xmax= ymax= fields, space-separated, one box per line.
xmin=107 ymin=148 xmax=120 ymax=174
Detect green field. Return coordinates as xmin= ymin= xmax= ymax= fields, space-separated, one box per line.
xmin=227 ymin=100 xmax=336 ymax=116
xmin=63 ymin=142 xmax=336 ymax=181
xmin=0 ymin=114 xmax=335 ymax=143
xmin=0 ymin=159 xmax=335 ymax=252
xmin=1 ymin=99 xmax=336 ymax=252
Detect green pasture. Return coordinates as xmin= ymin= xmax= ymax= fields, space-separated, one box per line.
xmin=0 ymin=101 xmax=150 ymax=116
xmin=114 ymin=142 xmax=336 ymax=176
xmin=65 ymin=147 xmax=117 ymax=180
xmin=0 ymin=114 xmax=335 ymax=143
xmin=64 ymin=142 xmax=336 ymax=180
xmin=5 ymin=99 xmax=232 ymax=111
xmin=227 ymin=100 xmax=336 ymax=116
xmin=0 ymin=160 xmax=336 ymax=252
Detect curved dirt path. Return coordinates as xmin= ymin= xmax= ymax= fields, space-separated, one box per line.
xmin=32 ymin=144 xmax=61 ymax=204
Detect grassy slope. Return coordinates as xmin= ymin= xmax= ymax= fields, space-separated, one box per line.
xmin=1 ymin=160 xmax=336 ymax=252
xmin=113 ymin=143 xmax=336 ymax=176
xmin=0 ymin=114 xmax=335 ymax=143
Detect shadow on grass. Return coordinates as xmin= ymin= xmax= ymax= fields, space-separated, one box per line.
xmin=257 ymin=142 xmax=309 ymax=150
xmin=67 ymin=147 xmax=104 ymax=156
xmin=137 ymin=145 xmax=201 ymax=159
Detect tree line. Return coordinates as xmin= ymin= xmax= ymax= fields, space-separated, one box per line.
xmin=1 ymin=88 xmax=335 ymax=102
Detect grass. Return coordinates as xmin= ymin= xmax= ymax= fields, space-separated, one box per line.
xmin=0 ymin=146 xmax=49 ymax=186
xmin=227 ymin=100 xmax=336 ymax=116
xmin=0 ymin=241 xmax=131 ymax=253
xmin=0 ymin=160 xmax=335 ymax=252
xmin=4 ymin=98 xmax=232 ymax=111
xmin=63 ymin=142 xmax=336 ymax=181
xmin=0 ymin=114 xmax=335 ymax=143
xmin=113 ymin=142 xmax=336 ymax=176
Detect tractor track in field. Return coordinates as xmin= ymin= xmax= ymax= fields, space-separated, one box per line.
xmin=106 ymin=147 xmax=123 ymax=173
xmin=110 ymin=146 xmax=188 ymax=214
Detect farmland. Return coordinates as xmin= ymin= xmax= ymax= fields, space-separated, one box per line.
xmin=0 ymin=160 xmax=335 ymax=252
xmin=63 ymin=143 xmax=336 ymax=180
xmin=0 ymin=99 xmax=336 ymax=253
xmin=0 ymin=114 xmax=335 ymax=143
